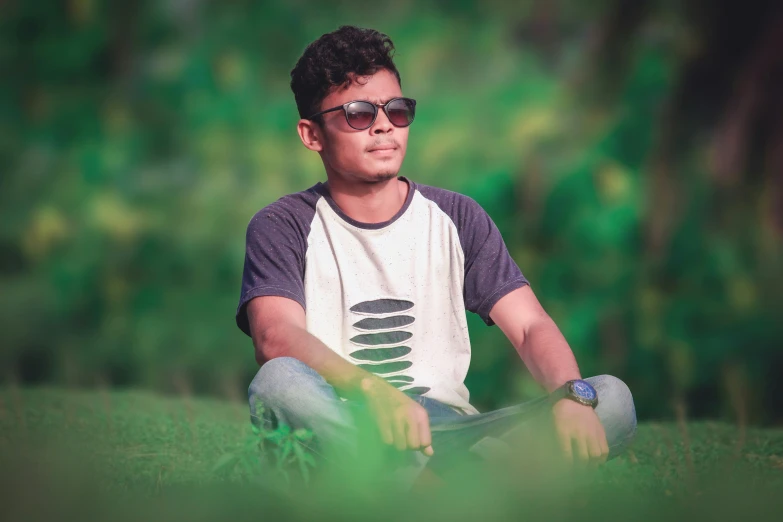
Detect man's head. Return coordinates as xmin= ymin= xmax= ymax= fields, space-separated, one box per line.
xmin=290 ymin=26 xmax=412 ymax=185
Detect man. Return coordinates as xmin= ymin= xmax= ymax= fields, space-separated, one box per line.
xmin=236 ymin=25 xmax=636 ymax=486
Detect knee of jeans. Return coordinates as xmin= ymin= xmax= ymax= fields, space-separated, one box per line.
xmin=247 ymin=356 xmax=320 ymax=412
xmin=590 ymin=375 xmax=637 ymax=444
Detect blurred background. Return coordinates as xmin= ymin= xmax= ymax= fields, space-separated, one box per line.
xmin=1 ymin=0 xmax=782 ymax=424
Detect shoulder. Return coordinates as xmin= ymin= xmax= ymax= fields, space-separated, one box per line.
xmin=245 ymin=184 xmax=323 ymax=236
xmin=415 ymin=182 xmax=485 ymax=219
xmin=414 ymin=182 xmax=501 ymax=253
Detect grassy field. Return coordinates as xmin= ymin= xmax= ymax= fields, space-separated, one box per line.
xmin=1 ymin=385 xmax=782 ymax=521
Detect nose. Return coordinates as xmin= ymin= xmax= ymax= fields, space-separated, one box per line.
xmin=371 ymin=107 xmax=393 ymax=134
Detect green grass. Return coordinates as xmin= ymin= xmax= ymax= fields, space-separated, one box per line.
xmin=2 ymin=385 xmax=782 ymax=521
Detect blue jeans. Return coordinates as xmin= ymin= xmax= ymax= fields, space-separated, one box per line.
xmin=248 ymin=357 xmax=637 ymax=487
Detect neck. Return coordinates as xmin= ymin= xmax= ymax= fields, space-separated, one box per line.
xmin=325 ymin=175 xmax=408 ymax=224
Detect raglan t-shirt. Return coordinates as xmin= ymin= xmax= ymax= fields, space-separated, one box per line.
xmin=236 ymin=176 xmax=529 ymax=415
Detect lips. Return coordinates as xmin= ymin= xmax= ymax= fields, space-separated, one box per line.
xmin=368 ymin=145 xmax=397 ymax=152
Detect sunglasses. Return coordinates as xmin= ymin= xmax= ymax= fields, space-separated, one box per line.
xmin=307 ymin=97 xmax=417 ymax=130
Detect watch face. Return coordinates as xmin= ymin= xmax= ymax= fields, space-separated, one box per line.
xmin=572 ymin=380 xmax=597 ymax=401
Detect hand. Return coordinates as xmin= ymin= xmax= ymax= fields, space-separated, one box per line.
xmin=359 ymin=376 xmax=434 ymax=456
xmin=552 ymin=398 xmax=608 ymax=468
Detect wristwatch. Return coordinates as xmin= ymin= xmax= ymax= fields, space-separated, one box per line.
xmin=550 ymin=379 xmax=598 ymax=408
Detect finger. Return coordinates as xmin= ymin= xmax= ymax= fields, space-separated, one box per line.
xmin=418 ymin=410 xmax=432 ymax=452
xmin=376 ymin=412 xmax=393 ymax=446
xmin=601 ymin=435 xmax=610 ymax=461
xmin=405 ymin=414 xmax=420 ymax=450
xmin=393 ymin=414 xmax=408 ymax=451
xmin=576 ymin=436 xmax=590 ymax=465
xmin=599 ymin=430 xmax=610 ymax=463
xmin=559 ymin=432 xmax=573 ymax=465
xmin=588 ymin=435 xmax=604 ymax=469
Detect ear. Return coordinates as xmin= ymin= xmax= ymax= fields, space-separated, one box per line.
xmin=297 ymin=119 xmax=324 ymax=152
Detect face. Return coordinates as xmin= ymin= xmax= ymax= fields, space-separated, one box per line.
xmin=298 ymin=68 xmax=410 ymax=185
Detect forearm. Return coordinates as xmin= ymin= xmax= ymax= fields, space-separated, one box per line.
xmin=516 ymin=316 xmax=582 ymax=393
xmin=258 ymin=323 xmax=382 ymax=401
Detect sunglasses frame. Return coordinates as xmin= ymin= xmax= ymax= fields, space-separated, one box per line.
xmin=307 ymin=97 xmax=417 ymax=130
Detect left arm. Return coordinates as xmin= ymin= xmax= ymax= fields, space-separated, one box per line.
xmin=489 ymin=285 xmax=580 ymax=393
xmin=489 ymin=285 xmax=609 ymax=466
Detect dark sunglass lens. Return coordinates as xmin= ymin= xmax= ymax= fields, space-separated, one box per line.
xmin=386 ymin=98 xmax=415 ymax=127
xmin=345 ymin=102 xmax=376 ymax=129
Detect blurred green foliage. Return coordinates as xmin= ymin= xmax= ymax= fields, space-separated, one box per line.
xmin=1 ymin=0 xmax=781 ymax=422
xmin=3 ymin=386 xmax=783 ymax=521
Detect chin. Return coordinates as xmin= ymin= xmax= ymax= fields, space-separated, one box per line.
xmin=359 ymin=171 xmax=397 ymax=184
xmin=373 ymin=172 xmax=398 ymax=183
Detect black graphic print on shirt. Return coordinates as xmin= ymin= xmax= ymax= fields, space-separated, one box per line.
xmin=348 ymin=298 xmax=431 ymax=396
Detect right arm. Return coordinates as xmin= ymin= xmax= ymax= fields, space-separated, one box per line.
xmin=247 ymin=295 xmax=434 ymax=455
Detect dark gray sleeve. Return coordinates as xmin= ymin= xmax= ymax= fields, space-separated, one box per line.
xmin=420 ymin=186 xmax=529 ymax=326
xmin=235 ymin=201 xmax=312 ymax=337
xmin=459 ymin=196 xmax=529 ymax=325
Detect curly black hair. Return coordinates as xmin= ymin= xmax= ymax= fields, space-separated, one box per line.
xmin=290 ymin=26 xmax=402 ymax=120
